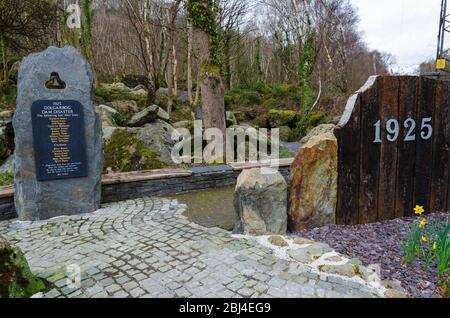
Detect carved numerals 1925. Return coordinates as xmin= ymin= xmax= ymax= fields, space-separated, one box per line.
xmin=373 ymin=118 xmax=433 ymax=143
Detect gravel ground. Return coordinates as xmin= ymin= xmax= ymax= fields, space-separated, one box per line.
xmin=295 ymin=213 xmax=449 ymax=298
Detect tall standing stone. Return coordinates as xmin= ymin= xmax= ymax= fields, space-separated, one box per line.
xmin=13 ymin=46 xmax=102 ymax=220
xmin=289 ymin=131 xmax=338 ymax=231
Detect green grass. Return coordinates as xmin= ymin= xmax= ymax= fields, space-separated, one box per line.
xmin=0 ymin=172 xmax=14 ymax=186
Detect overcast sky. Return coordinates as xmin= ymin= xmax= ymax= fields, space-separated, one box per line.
xmin=350 ymin=0 xmax=442 ymax=74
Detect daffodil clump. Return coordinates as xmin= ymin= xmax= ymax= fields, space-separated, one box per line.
xmin=402 ymin=205 xmax=450 ymax=279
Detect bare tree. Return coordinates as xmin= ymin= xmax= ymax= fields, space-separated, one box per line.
xmin=165 ymin=0 xmax=182 ymax=116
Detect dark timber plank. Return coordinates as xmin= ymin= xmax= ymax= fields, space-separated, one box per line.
xmin=378 ymin=76 xmax=400 ymax=221
xmin=395 ymin=76 xmax=419 ymax=218
xmin=414 ymin=77 xmax=436 ymax=213
xmin=335 ymin=94 xmax=361 ymax=225
xmin=430 ymin=80 xmax=450 ymax=212
xmin=359 ymin=76 xmax=381 ymax=224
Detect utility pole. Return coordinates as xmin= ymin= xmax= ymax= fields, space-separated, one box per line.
xmin=436 ymin=0 xmax=450 ymax=71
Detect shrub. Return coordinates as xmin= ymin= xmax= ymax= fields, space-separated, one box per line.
xmin=0 ymin=172 xmax=13 ymax=186
xmin=267 ymin=109 xmax=297 ymax=128
xmin=278 ymin=126 xmax=292 ymax=142
xmin=308 ymin=111 xmax=330 ymax=128
xmin=0 ymin=85 xmax=17 ymax=111
xmin=292 ymin=111 xmax=331 ymax=140
xmin=238 ymin=90 xmax=261 ymax=106
xmin=252 ymin=115 xmax=268 ymax=128
xmin=111 ymin=113 xmax=129 ymax=127
xmin=262 ymin=98 xmax=286 ymax=109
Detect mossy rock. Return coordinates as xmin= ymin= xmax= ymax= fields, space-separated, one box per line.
xmin=0 ymin=236 xmax=46 ymax=298
xmin=94 ymin=86 xmax=147 ymax=108
xmin=267 ymin=109 xmax=297 ymax=128
xmin=103 ymin=129 xmax=168 ymax=173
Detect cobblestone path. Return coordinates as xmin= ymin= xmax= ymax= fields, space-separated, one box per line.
xmin=0 ymin=197 xmax=387 ymax=298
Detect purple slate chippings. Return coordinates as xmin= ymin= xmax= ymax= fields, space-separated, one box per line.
xmin=295 ymin=212 xmax=449 ymax=298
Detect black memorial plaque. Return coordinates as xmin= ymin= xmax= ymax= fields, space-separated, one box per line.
xmin=31 ymin=100 xmax=88 ymax=181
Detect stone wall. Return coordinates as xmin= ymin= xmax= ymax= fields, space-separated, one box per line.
xmin=0 ymin=165 xmax=291 ymax=221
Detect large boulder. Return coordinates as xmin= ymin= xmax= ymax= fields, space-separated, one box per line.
xmin=127 ymin=105 xmax=158 ymax=127
xmin=156 ymin=107 xmax=170 ymax=121
xmin=226 ymin=111 xmax=237 ymax=126
xmin=108 ymin=100 xmax=139 ymax=115
xmin=96 ymin=105 xmax=118 ymax=142
xmin=173 ymin=120 xmax=192 ymax=130
xmin=299 ymin=124 xmax=335 ymax=144
xmin=289 ymin=131 xmax=338 ymax=231
xmin=103 ymin=120 xmax=176 ymax=173
xmin=97 ymin=104 xmax=118 ymax=117
xmin=127 ymin=105 xmax=170 ymax=127
xmin=234 ymin=168 xmax=287 ymax=235
xmin=0 ymin=236 xmax=46 ymax=298
xmin=121 ymin=75 xmax=149 ymax=89
xmin=100 ymin=82 xmax=129 ymax=91
xmin=0 ymin=155 xmax=14 ymax=174
xmin=100 ymin=115 xmax=117 ymax=144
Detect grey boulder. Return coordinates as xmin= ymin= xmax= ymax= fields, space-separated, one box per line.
xmin=233 ymin=168 xmax=288 ymax=235
xmin=127 ymin=105 xmax=159 ymax=127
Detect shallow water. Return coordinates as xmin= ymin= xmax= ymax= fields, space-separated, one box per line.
xmin=166 ymin=186 xmax=237 ymax=231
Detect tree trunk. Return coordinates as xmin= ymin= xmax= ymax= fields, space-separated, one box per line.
xmin=187 ymin=20 xmax=194 ymax=106
xmin=173 ymin=43 xmax=178 ymax=96
xmin=223 ymin=36 xmax=231 ymax=90
xmin=167 ymin=27 xmax=174 ymax=116
xmin=201 ymin=71 xmax=226 ymax=135
xmin=189 ymin=0 xmax=226 ymax=135
xmin=144 ymin=0 xmax=156 ymax=103
xmin=0 ymin=35 xmax=7 ymax=87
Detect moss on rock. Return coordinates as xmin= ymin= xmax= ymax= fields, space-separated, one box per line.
xmin=103 ymin=129 xmax=168 ymax=173
xmin=0 ymin=236 xmax=46 ymax=298
xmin=94 ymin=86 xmax=147 ymax=108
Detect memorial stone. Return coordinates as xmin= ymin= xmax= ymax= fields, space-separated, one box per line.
xmin=13 ymin=46 xmax=102 ymax=220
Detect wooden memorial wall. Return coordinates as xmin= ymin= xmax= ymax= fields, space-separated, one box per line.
xmin=334 ymin=76 xmax=450 ymax=225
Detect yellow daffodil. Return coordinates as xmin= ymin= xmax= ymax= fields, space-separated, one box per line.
xmin=433 ymin=242 xmax=438 ymax=251
xmin=421 ymin=236 xmax=428 ymax=243
xmin=419 ymin=219 xmax=427 ymax=229
xmin=414 ymin=205 xmax=425 ymax=216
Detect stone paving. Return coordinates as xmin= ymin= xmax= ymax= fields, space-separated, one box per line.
xmin=0 ymin=197 xmax=390 ymax=298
